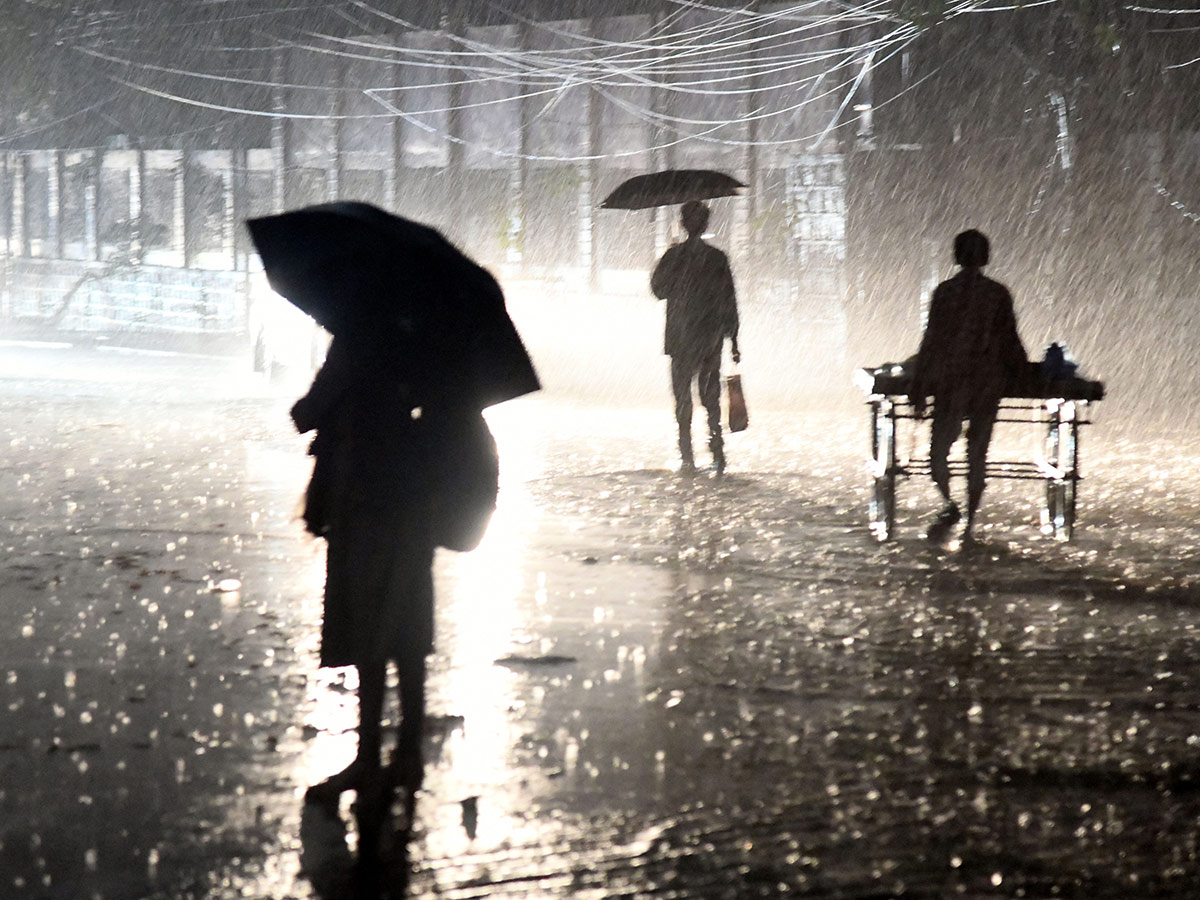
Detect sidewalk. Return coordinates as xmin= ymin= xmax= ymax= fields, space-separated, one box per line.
xmin=1 ymin=317 xmax=249 ymax=359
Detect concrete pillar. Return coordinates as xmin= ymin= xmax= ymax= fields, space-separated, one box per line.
xmin=12 ymin=153 xmax=26 ymax=257
xmin=507 ymin=20 xmax=531 ymax=270
xmin=270 ymin=47 xmax=287 ymax=213
xmin=221 ymin=152 xmax=236 ymax=267
xmin=0 ymin=155 xmax=7 ymax=315
xmin=129 ymin=150 xmax=144 ymax=261
xmin=85 ymin=151 xmax=100 ymax=262
xmin=385 ymin=63 xmax=404 ymax=210
xmin=743 ymin=39 xmax=761 ymax=271
xmin=0 ymin=154 xmax=7 ymax=259
xmin=48 ymin=151 xmax=62 ymax=259
xmin=580 ymin=78 xmax=600 ymax=290
xmin=175 ymin=151 xmax=187 ymax=267
xmin=230 ymin=148 xmax=247 ymax=270
xmin=446 ymin=17 xmax=466 ymax=239
xmin=327 ymin=55 xmax=345 ymax=201
xmin=651 ymin=11 xmax=673 ymax=258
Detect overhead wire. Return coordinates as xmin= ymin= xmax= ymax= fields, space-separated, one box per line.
xmin=82 ymin=7 xmax=885 ymax=122
xmin=68 ymin=0 xmax=1070 ymax=161
xmin=1123 ymin=4 xmax=1200 ymax=13
xmin=286 ymin=0 xmax=905 ymax=115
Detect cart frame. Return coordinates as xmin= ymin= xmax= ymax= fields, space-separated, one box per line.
xmin=858 ymin=369 xmax=1103 ymax=541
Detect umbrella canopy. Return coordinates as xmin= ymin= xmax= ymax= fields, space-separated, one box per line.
xmin=600 ymin=169 xmax=746 ymax=210
xmin=246 ymin=202 xmax=539 ymax=408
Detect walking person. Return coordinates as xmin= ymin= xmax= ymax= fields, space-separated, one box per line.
xmin=908 ymin=229 xmax=1028 ymax=538
xmin=650 ymin=200 xmax=741 ymax=474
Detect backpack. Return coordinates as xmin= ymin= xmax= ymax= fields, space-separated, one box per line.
xmin=300 ymin=408 xmax=499 ymax=552
xmin=426 ymin=411 xmax=499 ymax=552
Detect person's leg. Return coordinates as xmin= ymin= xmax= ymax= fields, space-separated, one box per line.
xmin=964 ymin=403 xmax=999 ymax=531
xmin=671 ymin=356 xmax=695 ymax=469
xmin=350 ymin=661 xmax=389 ymax=868
xmin=388 ymin=653 xmax=427 ymax=790
xmin=928 ymin=404 xmax=961 ymax=507
xmin=305 ymin=660 xmax=386 ymax=805
xmin=355 ymin=661 xmax=386 ymax=772
xmin=927 ymin=403 xmax=964 ymax=533
xmin=698 ymin=365 xmax=723 ymax=472
xmin=380 ymin=542 xmax=435 ymax=791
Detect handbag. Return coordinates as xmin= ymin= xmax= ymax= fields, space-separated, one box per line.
xmin=725 ymin=371 xmax=748 ymax=433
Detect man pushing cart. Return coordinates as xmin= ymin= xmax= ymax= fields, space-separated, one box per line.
xmin=858 ymin=230 xmax=1105 ymax=542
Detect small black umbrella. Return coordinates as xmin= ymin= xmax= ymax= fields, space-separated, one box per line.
xmin=246 ymin=202 xmax=539 ymax=408
xmin=600 ymin=169 xmax=746 ymax=210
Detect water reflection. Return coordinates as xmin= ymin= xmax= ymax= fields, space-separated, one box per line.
xmin=395 ymin=418 xmax=1200 ymax=898
xmin=9 ymin=350 xmax=1200 ymax=899
xmin=426 ymin=485 xmax=527 ymax=849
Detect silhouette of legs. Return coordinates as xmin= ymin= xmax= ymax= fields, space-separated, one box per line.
xmin=351 ymin=663 xmax=388 ymax=865
xmin=303 ymin=656 xmax=426 ymax=874
xmin=305 ymin=654 xmax=427 ymax=813
xmin=672 ymin=352 xmax=724 ymax=474
xmin=964 ymin=403 xmax=999 ymax=532
xmin=671 ymin=356 xmax=695 ymax=471
xmin=387 ymin=654 xmax=426 ymax=791
xmin=698 ymin=366 xmax=723 ymax=472
xmin=306 ymin=662 xmax=386 ymax=809
xmin=929 ymin=405 xmax=961 ymax=508
xmin=929 ymin=400 xmax=1000 ymax=535
xmin=358 ymin=662 xmax=386 ymax=768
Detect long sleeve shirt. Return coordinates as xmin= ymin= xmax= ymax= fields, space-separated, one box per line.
xmin=910 ymin=268 xmax=1027 ymax=409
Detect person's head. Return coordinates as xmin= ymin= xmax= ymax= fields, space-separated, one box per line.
xmin=954 ymin=229 xmax=990 ymax=268
xmin=680 ymin=201 xmax=710 ymax=238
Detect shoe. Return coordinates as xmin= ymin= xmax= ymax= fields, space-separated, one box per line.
xmin=305 ymin=758 xmax=366 ymax=811
xmin=924 ymin=503 xmax=961 ymax=542
xmin=709 ymin=437 xmax=725 ymax=475
xmin=933 ymin=503 xmax=961 ymax=528
xmin=678 ymin=434 xmax=694 ymax=473
xmin=384 ymin=749 xmax=424 ymax=793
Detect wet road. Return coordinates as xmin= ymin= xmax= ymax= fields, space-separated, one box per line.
xmin=2 ymin=341 xmax=1200 ymax=898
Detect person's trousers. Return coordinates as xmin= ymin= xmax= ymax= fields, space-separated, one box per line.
xmin=671 ymin=353 xmax=722 ymax=462
xmin=929 ymin=399 xmax=1000 ymax=511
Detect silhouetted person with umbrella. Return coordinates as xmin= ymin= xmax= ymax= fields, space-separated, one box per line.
xmin=290 ymin=328 xmax=507 ymax=875
xmin=247 ymin=202 xmax=539 ymax=879
xmin=909 ymin=229 xmax=1028 ymax=538
xmin=291 ymin=331 xmax=436 ymax=789
xmin=650 ymin=200 xmax=740 ymax=474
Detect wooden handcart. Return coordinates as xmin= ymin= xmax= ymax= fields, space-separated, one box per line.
xmin=856 ymin=364 xmax=1105 ymax=541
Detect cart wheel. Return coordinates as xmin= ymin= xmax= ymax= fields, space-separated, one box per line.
xmin=1042 ymin=480 xmax=1060 ymax=536
xmin=1043 ymin=479 xmax=1077 ymax=541
xmin=870 ymin=473 xmax=896 ymax=541
xmin=1058 ymin=478 xmax=1077 ymax=540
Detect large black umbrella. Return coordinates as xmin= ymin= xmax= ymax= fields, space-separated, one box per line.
xmin=600 ymin=169 xmax=746 ymax=210
xmin=246 ymin=202 xmax=539 ymax=408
